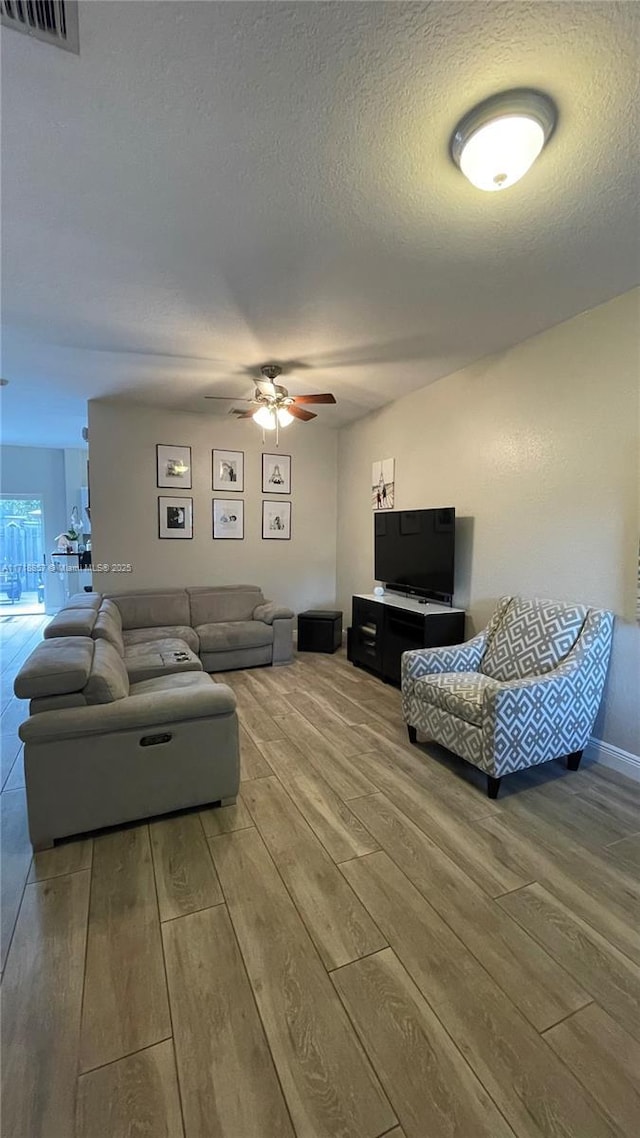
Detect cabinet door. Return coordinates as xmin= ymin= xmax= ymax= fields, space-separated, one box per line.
xmin=350 ymin=598 xmax=383 ymax=673
xmin=382 ymin=610 xmax=425 ymax=684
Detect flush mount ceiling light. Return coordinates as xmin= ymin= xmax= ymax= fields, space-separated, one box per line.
xmin=451 ymin=89 xmax=557 ymax=192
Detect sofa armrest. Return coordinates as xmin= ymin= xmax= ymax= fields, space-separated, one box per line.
xmin=253 ymin=601 xmax=295 ymax=625
xmin=402 ymin=632 xmax=486 ymax=684
xmin=19 ymin=682 xmax=236 ymax=744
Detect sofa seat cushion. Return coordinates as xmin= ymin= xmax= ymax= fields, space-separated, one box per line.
xmin=195 ymin=620 xmax=274 ymax=653
xmin=129 ymin=671 xmax=236 ymax=716
xmin=414 ymin=671 xmax=499 ymax=726
xmin=122 ymin=625 xmax=200 ymax=654
xmin=130 ymin=671 xmax=225 ymax=697
xmin=14 ymin=636 xmax=95 ymax=699
xmin=124 ymin=638 xmax=203 ymax=683
xmin=480 ymin=596 xmax=588 ymax=682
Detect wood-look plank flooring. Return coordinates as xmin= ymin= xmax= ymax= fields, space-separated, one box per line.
xmin=1 ymin=616 xmax=639 ymax=1137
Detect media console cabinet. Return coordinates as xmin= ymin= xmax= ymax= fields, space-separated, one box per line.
xmin=347 ymin=592 xmax=466 ymax=685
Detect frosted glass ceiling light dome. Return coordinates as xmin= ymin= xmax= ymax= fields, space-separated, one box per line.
xmin=253 ymin=405 xmax=276 ymax=430
xmin=451 ymin=89 xmax=557 ymax=192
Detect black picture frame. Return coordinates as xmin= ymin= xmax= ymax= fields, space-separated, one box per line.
xmin=158 ymin=496 xmax=193 ymax=539
xmin=262 ymin=453 xmax=291 ymax=494
xmin=156 ymin=444 xmax=192 ymax=489
xmin=212 ymin=498 xmax=245 ymax=540
xmin=212 ymin=449 xmax=245 ymax=492
xmin=262 ymin=499 xmax=291 ymax=540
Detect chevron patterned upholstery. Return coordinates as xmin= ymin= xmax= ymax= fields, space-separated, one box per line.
xmin=414 ymin=672 xmax=498 ymax=726
xmin=402 ymin=596 xmax=613 ymax=784
xmin=479 ymin=596 xmax=588 ymax=682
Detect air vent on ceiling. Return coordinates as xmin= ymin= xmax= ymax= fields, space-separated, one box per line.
xmin=1 ymin=0 xmax=79 ymax=53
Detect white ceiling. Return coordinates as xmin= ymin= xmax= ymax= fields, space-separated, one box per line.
xmin=1 ymin=1 xmax=638 ymax=448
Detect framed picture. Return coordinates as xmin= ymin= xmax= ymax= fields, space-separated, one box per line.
xmin=158 ymin=496 xmax=193 ymax=539
xmin=262 ymin=499 xmax=291 ymax=540
xmin=212 ymin=449 xmax=244 ymax=492
xmin=156 ymin=444 xmax=192 ymax=489
xmin=262 ymin=452 xmax=291 ymax=494
xmin=213 ymin=498 xmax=244 ymax=539
xmin=372 ymin=458 xmax=395 ymax=510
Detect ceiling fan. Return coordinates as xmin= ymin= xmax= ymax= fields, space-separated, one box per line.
xmin=205 ymin=364 xmax=336 ymax=444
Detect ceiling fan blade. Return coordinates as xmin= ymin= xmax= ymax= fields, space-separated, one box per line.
xmin=232 ymin=409 xmax=256 ymax=419
xmin=291 ymin=393 xmax=336 ymax=405
xmin=255 ymin=379 xmax=278 ymax=398
xmin=204 ymin=395 xmax=253 ymax=401
xmin=289 ymin=405 xmax=317 ymax=422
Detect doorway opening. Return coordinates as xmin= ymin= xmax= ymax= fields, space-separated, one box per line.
xmin=0 ymin=497 xmax=46 ymax=615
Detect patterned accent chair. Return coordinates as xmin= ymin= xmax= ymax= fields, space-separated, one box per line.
xmin=401 ymin=596 xmax=613 ymax=798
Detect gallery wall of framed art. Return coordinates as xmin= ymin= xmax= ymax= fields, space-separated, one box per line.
xmin=88 ymin=400 xmax=338 ymax=609
xmin=156 ymin=441 xmax=295 ymax=543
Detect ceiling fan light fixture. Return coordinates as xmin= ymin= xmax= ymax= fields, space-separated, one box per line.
xmin=253 ymin=405 xmax=277 ymax=430
xmin=277 ymin=407 xmax=294 ymax=427
xmin=451 ymin=89 xmax=557 ymax=192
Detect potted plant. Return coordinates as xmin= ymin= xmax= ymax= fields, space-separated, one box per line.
xmin=54 ymin=528 xmax=79 ymax=553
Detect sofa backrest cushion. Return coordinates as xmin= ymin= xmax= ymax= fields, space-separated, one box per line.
xmin=479 ymin=596 xmax=588 ymax=682
xmin=93 ymin=600 xmax=125 ymax=656
xmin=44 ymin=607 xmax=98 ymax=639
xmin=66 ymin=592 xmax=103 ymax=610
xmin=30 ymin=692 xmax=88 ymax=714
xmin=110 ymin=590 xmax=190 ymax=630
xmin=188 ymin=586 xmax=264 ymax=626
xmin=14 ymin=636 xmax=95 ymax=699
xmin=84 ymin=640 xmax=130 ymax=704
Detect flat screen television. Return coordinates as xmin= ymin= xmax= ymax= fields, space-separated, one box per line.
xmin=374 ymin=507 xmax=455 ymax=603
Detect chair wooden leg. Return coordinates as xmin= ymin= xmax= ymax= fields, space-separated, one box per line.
xmin=407 ymin=725 xmax=417 ymax=745
xmin=567 ymin=750 xmax=583 ymax=772
xmin=487 ymin=775 xmax=502 ymax=799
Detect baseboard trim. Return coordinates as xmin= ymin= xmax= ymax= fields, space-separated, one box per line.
xmin=585 ymin=737 xmax=640 ymax=783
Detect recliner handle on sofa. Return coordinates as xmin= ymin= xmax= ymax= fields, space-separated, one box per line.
xmin=140 ymin=732 xmax=172 ymax=746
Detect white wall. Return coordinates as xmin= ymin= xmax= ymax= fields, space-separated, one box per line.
xmin=88 ymin=401 xmax=338 ymax=613
xmin=337 ymin=289 xmax=640 ymax=756
xmin=0 ymin=445 xmax=67 ymax=611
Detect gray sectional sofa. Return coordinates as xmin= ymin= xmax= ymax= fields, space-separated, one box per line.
xmin=15 ymin=635 xmax=239 ymax=850
xmin=44 ymin=584 xmax=295 ymax=674
xmin=14 ymin=584 xmax=294 ymax=850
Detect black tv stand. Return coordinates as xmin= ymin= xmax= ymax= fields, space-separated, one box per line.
xmin=347 ymin=593 xmax=465 ymax=686
xmin=385 ymin=587 xmax=453 ymax=608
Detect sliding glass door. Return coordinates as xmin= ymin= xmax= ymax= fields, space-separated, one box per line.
xmin=0 ymin=497 xmax=46 ymax=615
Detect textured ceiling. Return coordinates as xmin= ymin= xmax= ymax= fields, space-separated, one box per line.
xmin=1 ymin=1 xmax=638 ymax=447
